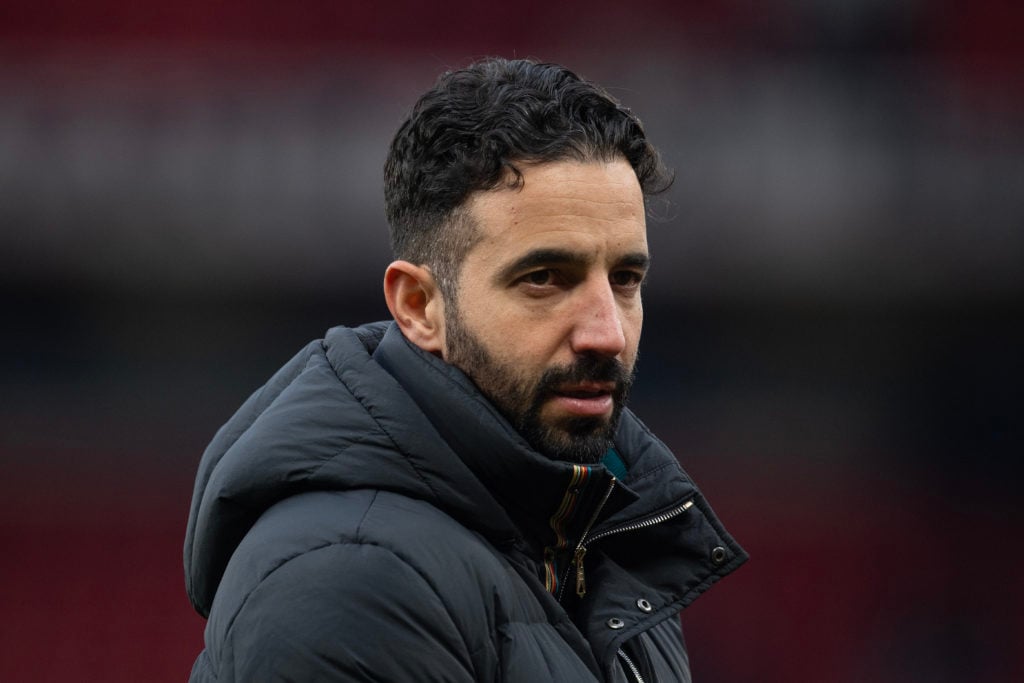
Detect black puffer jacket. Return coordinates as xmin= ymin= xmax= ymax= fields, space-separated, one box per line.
xmin=184 ymin=322 xmax=746 ymax=682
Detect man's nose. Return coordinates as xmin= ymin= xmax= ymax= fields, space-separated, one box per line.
xmin=569 ymin=280 xmax=627 ymax=358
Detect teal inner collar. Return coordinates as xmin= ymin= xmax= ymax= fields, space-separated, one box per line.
xmin=601 ymin=448 xmax=628 ymax=481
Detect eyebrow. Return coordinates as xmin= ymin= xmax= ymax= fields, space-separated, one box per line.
xmin=618 ymin=252 xmax=651 ymax=270
xmin=494 ymin=248 xmax=650 ymax=284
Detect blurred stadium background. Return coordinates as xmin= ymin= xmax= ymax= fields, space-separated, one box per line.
xmin=1 ymin=1 xmax=1021 ymax=680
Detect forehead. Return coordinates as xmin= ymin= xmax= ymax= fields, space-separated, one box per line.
xmin=462 ymin=159 xmax=648 ymax=264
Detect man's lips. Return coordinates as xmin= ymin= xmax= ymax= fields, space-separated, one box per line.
xmin=553 ymin=382 xmax=615 ymax=398
xmin=547 ymin=383 xmax=616 ymax=417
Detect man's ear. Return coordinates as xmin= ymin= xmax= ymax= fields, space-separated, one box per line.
xmin=383 ymin=260 xmax=445 ymax=355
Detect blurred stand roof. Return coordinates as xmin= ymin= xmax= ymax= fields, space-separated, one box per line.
xmin=1 ymin=0 xmax=1021 ymax=307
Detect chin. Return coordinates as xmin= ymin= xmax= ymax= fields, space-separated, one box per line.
xmin=532 ymin=418 xmax=615 ymax=464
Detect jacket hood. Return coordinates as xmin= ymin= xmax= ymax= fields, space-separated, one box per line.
xmin=184 ymin=322 xmax=518 ymax=617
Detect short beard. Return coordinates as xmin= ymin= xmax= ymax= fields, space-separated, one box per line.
xmin=444 ymin=302 xmax=634 ymax=464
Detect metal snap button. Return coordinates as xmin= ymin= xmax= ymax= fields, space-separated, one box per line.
xmin=711 ymin=546 xmax=727 ymax=565
xmin=607 ymin=617 xmax=625 ymax=630
xmin=636 ymin=598 xmax=653 ymax=613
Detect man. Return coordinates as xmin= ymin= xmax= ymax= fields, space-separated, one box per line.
xmin=184 ymin=57 xmax=745 ymax=682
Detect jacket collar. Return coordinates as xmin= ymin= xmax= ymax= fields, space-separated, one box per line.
xmin=370 ymin=323 xmax=747 ymax=637
xmin=371 ymin=323 xmax=642 ymax=554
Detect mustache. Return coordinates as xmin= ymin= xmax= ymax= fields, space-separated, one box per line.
xmin=535 ymin=354 xmax=634 ymax=398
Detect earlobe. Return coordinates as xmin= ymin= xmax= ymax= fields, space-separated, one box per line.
xmin=383 ymin=261 xmax=445 ymax=354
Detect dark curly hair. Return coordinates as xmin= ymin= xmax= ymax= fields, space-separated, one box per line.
xmin=384 ymin=57 xmax=672 ymax=299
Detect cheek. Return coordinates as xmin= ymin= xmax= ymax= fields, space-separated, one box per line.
xmin=624 ymin=307 xmax=643 ymax=360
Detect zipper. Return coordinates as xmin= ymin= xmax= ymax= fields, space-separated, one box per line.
xmin=618 ymin=648 xmax=645 ymax=683
xmin=557 ymin=476 xmax=617 ymax=602
xmin=563 ymin=498 xmax=695 ymax=601
xmin=585 ymin=499 xmax=694 ymax=548
xmin=574 ymin=546 xmax=588 ymax=597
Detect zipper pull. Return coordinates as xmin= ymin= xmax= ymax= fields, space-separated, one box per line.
xmin=575 ymin=546 xmax=588 ymax=597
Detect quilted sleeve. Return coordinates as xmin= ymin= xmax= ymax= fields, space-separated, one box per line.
xmin=209 ymin=540 xmax=479 ymax=682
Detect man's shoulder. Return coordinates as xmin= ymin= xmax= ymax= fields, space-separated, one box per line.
xmin=244 ymin=488 xmax=497 ymax=558
xmin=202 ymin=489 xmax=533 ymax=678
xmin=215 ymin=489 xmax=519 ymax=615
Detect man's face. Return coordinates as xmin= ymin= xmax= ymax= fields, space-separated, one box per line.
xmin=442 ymin=159 xmax=648 ymax=463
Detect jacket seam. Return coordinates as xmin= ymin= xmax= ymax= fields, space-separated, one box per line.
xmin=325 ymin=338 xmax=446 ymax=503
xmin=619 ymin=413 xmax=694 ymax=486
xmin=305 ymin=432 xmax=385 ymax=480
xmin=624 ymin=459 xmax=678 ymax=486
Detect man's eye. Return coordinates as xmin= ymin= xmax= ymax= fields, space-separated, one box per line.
xmin=524 ymin=270 xmax=554 ymax=286
xmin=611 ymin=271 xmax=644 ymax=288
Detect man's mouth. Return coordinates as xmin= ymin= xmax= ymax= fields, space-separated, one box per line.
xmin=554 ymin=383 xmax=615 ymax=398
xmin=548 ymin=383 xmax=616 ymax=417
